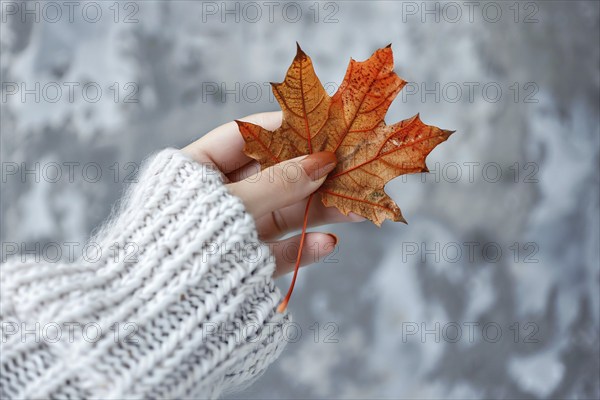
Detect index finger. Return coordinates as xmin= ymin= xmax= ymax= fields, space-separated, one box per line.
xmin=182 ymin=111 xmax=282 ymax=173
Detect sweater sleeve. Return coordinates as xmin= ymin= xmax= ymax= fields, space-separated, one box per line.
xmin=0 ymin=149 xmax=290 ymax=399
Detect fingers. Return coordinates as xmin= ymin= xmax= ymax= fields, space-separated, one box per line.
xmin=226 ymin=151 xmax=337 ymax=220
xmin=269 ymin=232 xmax=338 ymax=278
xmin=226 ymin=159 xmax=261 ymax=182
xmin=182 ymin=111 xmax=282 ymax=173
xmin=256 ymin=199 xmax=365 ymax=240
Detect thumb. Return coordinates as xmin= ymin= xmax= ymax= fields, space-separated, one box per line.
xmin=227 ymin=151 xmax=337 ymax=220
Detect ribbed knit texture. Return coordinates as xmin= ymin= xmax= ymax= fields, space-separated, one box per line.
xmin=0 ymin=149 xmax=290 ymax=399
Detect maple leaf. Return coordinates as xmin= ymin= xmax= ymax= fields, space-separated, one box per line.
xmin=236 ymin=44 xmax=454 ymax=311
xmin=237 ymin=43 xmax=454 ymax=226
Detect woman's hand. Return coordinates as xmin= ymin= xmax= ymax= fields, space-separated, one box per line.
xmin=182 ymin=111 xmax=364 ymax=278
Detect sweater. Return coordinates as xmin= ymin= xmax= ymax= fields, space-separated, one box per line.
xmin=0 ymin=149 xmax=290 ymax=399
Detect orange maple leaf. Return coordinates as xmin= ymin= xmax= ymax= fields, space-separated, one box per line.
xmin=236 ymin=44 xmax=454 ymax=310
xmin=237 ymin=44 xmax=454 ymax=226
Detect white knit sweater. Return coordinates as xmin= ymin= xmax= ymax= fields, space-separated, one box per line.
xmin=0 ymin=149 xmax=290 ymax=399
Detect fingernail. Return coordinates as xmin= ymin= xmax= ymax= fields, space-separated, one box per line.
xmin=300 ymin=151 xmax=337 ymax=181
xmin=327 ymin=233 xmax=339 ymax=246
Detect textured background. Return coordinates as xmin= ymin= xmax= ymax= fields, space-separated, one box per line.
xmin=1 ymin=1 xmax=599 ymax=398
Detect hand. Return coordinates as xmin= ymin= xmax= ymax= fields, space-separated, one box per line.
xmin=182 ymin=112 xmax=364 ymax=277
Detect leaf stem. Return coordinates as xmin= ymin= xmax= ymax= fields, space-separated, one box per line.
xmin=277 ymin=193 xmax=314 ymax=313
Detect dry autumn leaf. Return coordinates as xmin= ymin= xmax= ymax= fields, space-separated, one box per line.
xmin=237 ymin=43 xmax=454 ymax=226
xmin=236 ymin=44 xmax=454 ymax=310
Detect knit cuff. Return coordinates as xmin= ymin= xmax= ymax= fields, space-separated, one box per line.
xmin=1 ymin=149 xmax=290 ymax=399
